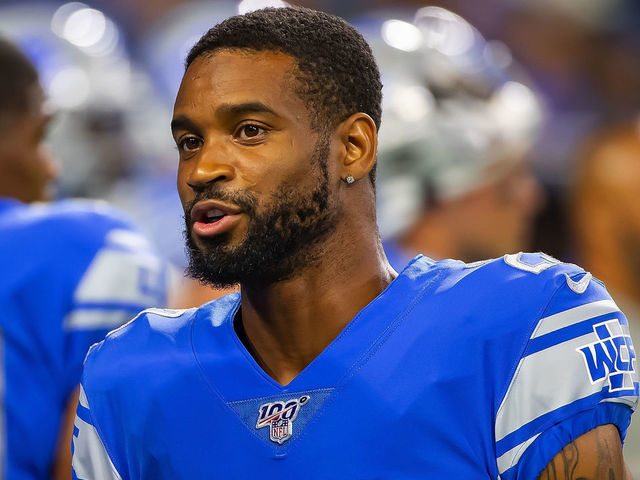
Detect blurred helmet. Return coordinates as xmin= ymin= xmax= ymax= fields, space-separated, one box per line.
xmin=0 ymin=2 xmax=173 ymax=198
xmin=354 ymin=7 xmax=544 ymax=238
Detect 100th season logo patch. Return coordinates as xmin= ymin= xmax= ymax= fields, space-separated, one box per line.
xmin=256 ymin=395 xmax=310 ymax=444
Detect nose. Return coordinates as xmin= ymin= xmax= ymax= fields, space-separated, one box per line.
xmin=186 ymin=146 xmax=236 ymax=192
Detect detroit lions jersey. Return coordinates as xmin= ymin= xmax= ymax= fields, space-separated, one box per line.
xmin=0 ymin=198 xmax=167 ymax=479
xmin=72 ymin=253 xmax=638 ymax=479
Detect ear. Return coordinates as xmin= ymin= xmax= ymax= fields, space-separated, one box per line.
xmin=337 ymin=112 xmax=377 ymax=183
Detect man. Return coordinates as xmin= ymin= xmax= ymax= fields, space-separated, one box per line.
xmin=72 ymin=7 xmax=637 ymax=479
xmin=0 ymin=37 xmax=167 ymax=478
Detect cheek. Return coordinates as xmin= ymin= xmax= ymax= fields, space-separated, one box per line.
xmin=176 ymin=167 xmax=192 ymax=205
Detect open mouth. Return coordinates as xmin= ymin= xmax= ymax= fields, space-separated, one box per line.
xmin=190 ymin=200 xmax=242 ymax=237
xmin=199 ymin=208 xmax=226 ymax=224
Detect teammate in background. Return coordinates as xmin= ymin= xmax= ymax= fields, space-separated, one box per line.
xmin=72 ymin=8 xmax=636 ymax=479
xmin=370 ymin=8 xmax=544 ymax=270
xmin=0 ymin=37 xmax=167 ymax=479
xmin=569 ymin=119 xmax=640 ymax=477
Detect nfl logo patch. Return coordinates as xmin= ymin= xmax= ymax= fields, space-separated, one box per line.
xmin=270 ymin=418 xmax=291 ymax=443
xmin=255 ymin=395 xmax=310 ymax=444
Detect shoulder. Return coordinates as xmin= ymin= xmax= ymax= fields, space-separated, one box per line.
xmin=1 ymin=199 xmax=132 ymax=231
xmin=82 ymin=293 xmax=240 ymax=386
xmin=85 ymin=308 xmax=195 ymax=371
xmin=406 ymin=252 xmax=588 ymax=315
xmin=0 ymin=199 xmax=145 ymax=254
xmin=480 ymin=254 xmax=639 ymax=479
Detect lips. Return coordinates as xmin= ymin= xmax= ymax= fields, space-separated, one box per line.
xmin=190 ymin=200 xmax=242 ymax=238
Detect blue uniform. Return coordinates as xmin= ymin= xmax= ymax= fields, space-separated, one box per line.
xmin=0 ymin=198 xmax=167 ymax=479
xmin=72 ymin=253 xmax=638 ymax=479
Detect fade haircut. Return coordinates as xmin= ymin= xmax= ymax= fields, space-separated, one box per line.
xmin=186 ymin=7 xmax=382 ymax=183
xmin=0 ymin=37 xmax=39 ymax=116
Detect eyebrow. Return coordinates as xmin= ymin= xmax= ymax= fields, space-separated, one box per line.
xmin=171 ymin=102 xmax=279 ymax=135
xmin=215 ymin=102 xmax=277 ymax=119
xmin=170 ymin=115 xmax=200 ymax=135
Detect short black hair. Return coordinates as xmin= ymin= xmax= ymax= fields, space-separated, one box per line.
xmin=0 ymin=36 xmax=39 ymax=116
xmin=186 ymin=7 xmax=382 ymax=182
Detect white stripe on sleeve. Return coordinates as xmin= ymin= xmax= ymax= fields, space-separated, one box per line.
xmin=72 ymin=387 xmax=122 ymax=480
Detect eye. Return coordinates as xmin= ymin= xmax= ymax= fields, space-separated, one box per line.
xmin=237 ymin=124 xmax=266 ymax=141
xmin=178 ymin=136 xmax=202 ymax=152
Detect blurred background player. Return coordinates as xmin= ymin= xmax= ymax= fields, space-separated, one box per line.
xmin=0 ymin=37 xmax=167 ymax=478
xmin=360 ymin=7 xmax=545 ymax=270
xmin=568 ymin=119 xmax=640 ymax=476
xmin=0 ymin=2 xmax=232 ymax=310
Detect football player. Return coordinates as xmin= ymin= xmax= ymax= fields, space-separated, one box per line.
xmin=0 ymin=37 xmax=167 ymax=478
xmin=72 ymin=7 xmax=636 ymax=479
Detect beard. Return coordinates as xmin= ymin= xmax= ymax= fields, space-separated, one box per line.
xmin=184 ymin=134 xmax=339 ymax=288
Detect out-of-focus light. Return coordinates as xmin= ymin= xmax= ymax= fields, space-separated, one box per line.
xmin=387 ymin=85 xmax=434 ymax=122
xmin=237 ymin=0 xmax=287 ymax=14
xmin=495 ymin=82 xmax=538 ymax=117
xmin=52 ymin=3 xmax=120 ymax=57
xmin=51 ymin=2 xmax=87 ymax=36
xmin=491 ymin=81 xmax=542 ymax=145
xmin=381 ymin=19 xmax=422 ymax=52
xmin=48 ymin=66 xmax=91 ymax=109
xmin=484 ymin=41 xmax=512 ymax=69
xmin=414 ymin=7 xmax=475 ymax=57
xmin=84 ymin=18 xmax=119 ymax=57
xmin=62 ymin=8 xmax=106 ymax=48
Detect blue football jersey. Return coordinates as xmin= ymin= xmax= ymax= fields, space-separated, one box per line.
xmin=0 ymin=198 xmax=168 ymax=479
xmin=72 ymin=253 xmax=638 ymax=479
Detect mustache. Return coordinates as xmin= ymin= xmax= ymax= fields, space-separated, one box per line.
xmin=184 ymin=186 xmax=258 ymax=223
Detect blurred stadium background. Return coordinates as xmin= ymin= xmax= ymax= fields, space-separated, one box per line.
xmin=1 ymin=0 xmax=639 ymax=267
xmin=2 ymin=0 xmax=640 ymax=472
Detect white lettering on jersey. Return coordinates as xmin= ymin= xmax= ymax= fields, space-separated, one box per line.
xmin=495 ymin=300 xmax=638 ymax=475
xmin=564 ymin=272 xmax=592 ymax=294
xmin=503 ymin=252 xmax=562 ymax=274
xmin=577 ymin=319 xmax=637 ymax=391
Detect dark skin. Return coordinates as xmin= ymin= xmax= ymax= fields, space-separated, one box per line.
xmin=538 ymin=425 xmax=632 ymax=479
xmin=172 ymin=48 xmax=630 ymax=477
xmin=0 ymin=84 xmax=56 ymax=202
xmin=173 ymin=49 xmax=393 ymax=385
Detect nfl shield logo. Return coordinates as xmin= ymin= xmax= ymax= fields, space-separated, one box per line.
xmin=255 ymin=395 xmax=310 ymax=444
xmin=270 ymin=418 xmax=291 ymax=443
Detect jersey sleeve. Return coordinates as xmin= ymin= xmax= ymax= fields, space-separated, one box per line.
xmin=63 ymin=226 xmax=168 ymax=396
xmin=495 ymin=268 xmax=639 ymax=480
xmin=72 ymin=385 xmax=123 ymax=480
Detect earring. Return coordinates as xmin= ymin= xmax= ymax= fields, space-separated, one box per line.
xmin=345 ymin=175 xmax=355 ymax=184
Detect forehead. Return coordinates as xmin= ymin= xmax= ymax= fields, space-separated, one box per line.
xmin=174 ymin=49 xmax=306 ymax=117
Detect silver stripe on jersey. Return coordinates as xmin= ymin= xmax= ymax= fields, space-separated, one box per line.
xmin=73 ymin=247 xmax=162 ymax=306
xmin=600 ymin=396 xmax=638 ymax=409
xmin=495 ymin=299 xmax=638 ymax=475
xmin=64 ymin=310 xmax=136 ymax=330
xmin=72 ymin=228 xmax=165 ymax=310
xmin=72 ymin=386 xmax=122 ymax=480
xmin=496 ymin=333 xmax=603 ymax=444
xmin=531 ymin=299 xmax=620 ymax=339
xmin=496 ymin=433 xmax=541 ymax=474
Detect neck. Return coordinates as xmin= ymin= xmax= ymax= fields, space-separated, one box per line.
xmin=237 ymin=225 xmax=396 ymax=386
